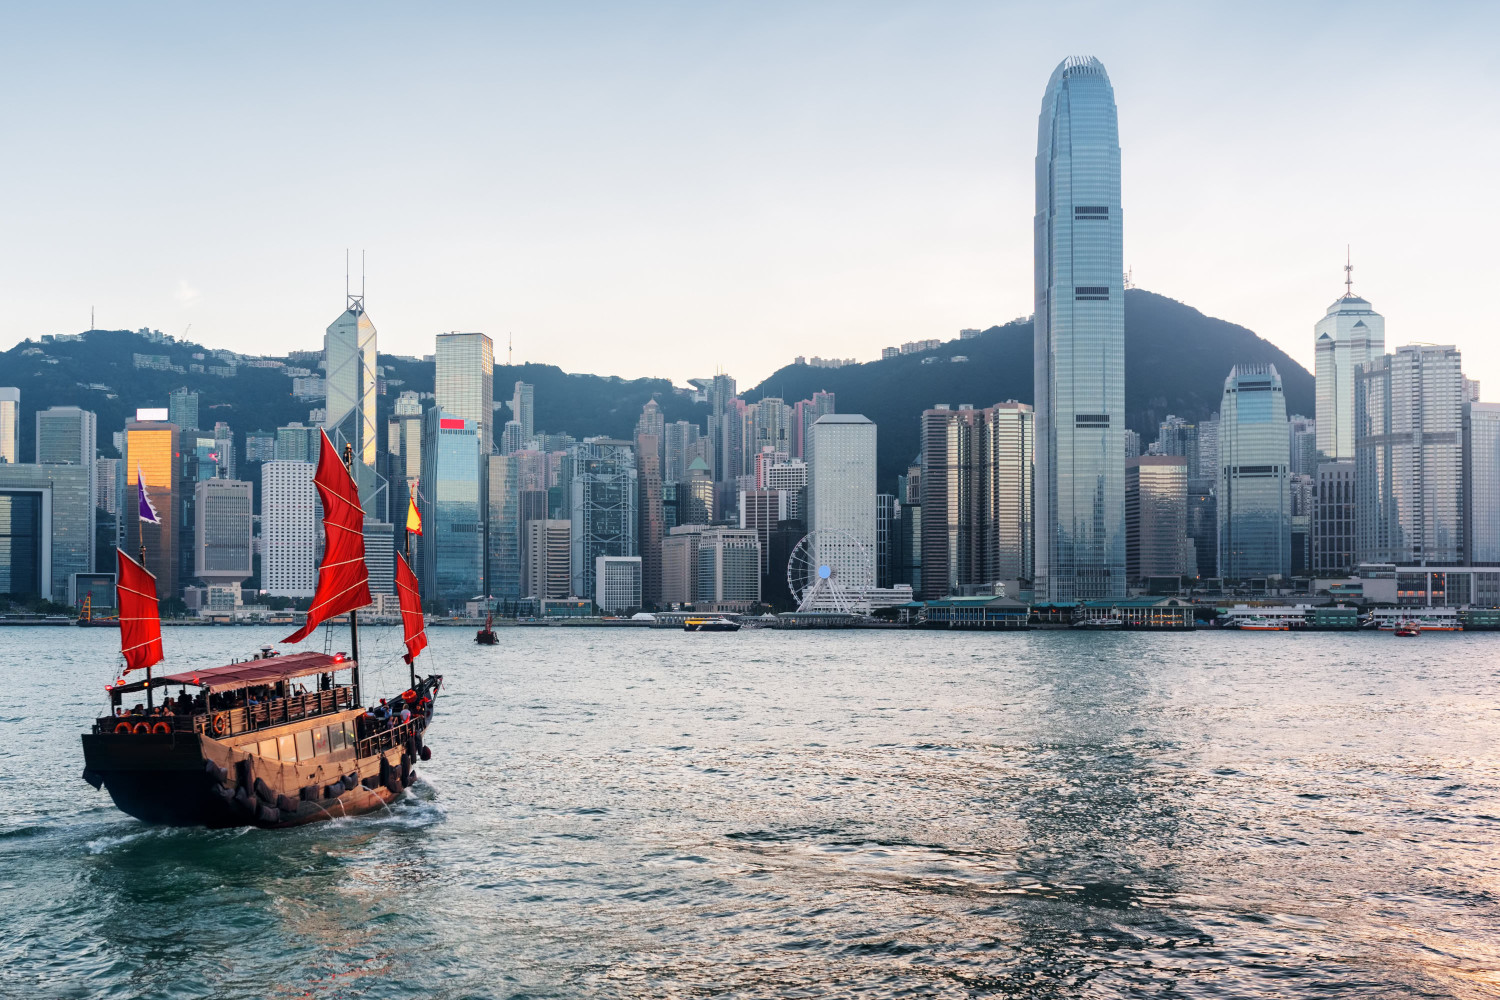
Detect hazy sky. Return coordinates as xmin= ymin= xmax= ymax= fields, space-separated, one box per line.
xmin=2 ymin=2 xmax=1497 ymax=394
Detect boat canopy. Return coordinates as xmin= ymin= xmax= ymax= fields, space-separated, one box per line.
xmin=113 ymin=651 xmax=350 ymax=695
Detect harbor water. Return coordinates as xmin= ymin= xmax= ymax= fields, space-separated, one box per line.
xmin=3 ymin=625 xmax=1498 ymax=998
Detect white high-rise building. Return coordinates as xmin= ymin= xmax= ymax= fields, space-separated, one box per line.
xmin=324 ymin=297 xmax=378 ymax=468
xmin=261 ymin=461 xmax=317 ymax=597
xmin=594 ymin=555 xmax=642 ymax=614
xmin=1467 ymin=402 xmax=1500 ymax=565
xmin=1314 ymin=265 xmax=1385 ymax=461
xmin=436 ymin=332 xmax=495 ymax=453
xmin=807 ymin=414 xmax=877 ymax=590
xmin=512 ymin=382 xmax=535 ymax=442
xmin=0 ymin=388 xmax=19 ymax=463
xmin=194 ymin=479 xmax=253 ymax=585
xmin=1034 ymin=56 xmax=1126 ymax=601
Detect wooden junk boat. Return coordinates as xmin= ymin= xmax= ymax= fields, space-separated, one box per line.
xmin=80 ymin=431 xmax=443 ymax=829
xmin=475 ymin=613 xmax=498 ymax=645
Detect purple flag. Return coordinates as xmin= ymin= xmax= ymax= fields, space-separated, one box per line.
xmin=136 ymin=467 xmax=160 ymax=524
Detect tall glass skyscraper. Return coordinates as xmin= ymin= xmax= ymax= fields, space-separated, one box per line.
xmin=1314 ymin=277 xmax=1384 ymax=461
xmin=420 ymin=410 xmax=485 ymax=607
xmin=1467 ymin=402 xmax=1500 ymax=564
xmin=324 ymin=297 xmax=378 ymax=468
xmin=1034 ymin=55 xmax=1125 ymax=600
xmin=569 ymin=438 xmax=638 ymax=601
xmin=1217 ymin=365 xmax=1291 ymax=580
xmin=436 ymin=332 xmax=495 ymax=453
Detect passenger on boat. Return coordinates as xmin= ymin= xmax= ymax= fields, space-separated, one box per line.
xmin=398 ymin=706 xmax=412 ymax=725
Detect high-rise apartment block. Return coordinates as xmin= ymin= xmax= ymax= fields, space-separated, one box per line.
xmin=1034 ymin=56 xmax=1126 ymax=601
xmin=1218 ymin=365 xmax=1291 ymax=580
xmin=1466 ymin=402 xmax=1500 ymax=564
xmin=261 ymin=460 xmax=317 ymax=598
xmin=436 ymin=332 xmax=495 ymax=453
xmin=1355 ymin=345 xmax=1464 ymax=565
xmin=511 ymin=382 xmax=535 ymax=443
xmin=168 ymin=387 xmax=199 ymax=432
xmin=193 ymin=478 xmax=252 ymax=586
xmin=524 ymin=519 xmax=571 ymax=600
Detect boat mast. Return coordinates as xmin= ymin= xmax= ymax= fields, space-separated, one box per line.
xmin=343 ymin=442 xmax=362 ymax=705
xmin=139 ymin=500 xmax=152 ymax=710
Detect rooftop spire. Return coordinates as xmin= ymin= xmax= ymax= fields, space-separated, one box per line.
xmin=1344 ymin=245 xmax=1354 ymax=299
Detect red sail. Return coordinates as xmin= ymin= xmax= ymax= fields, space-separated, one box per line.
xmin=116 ymin=550 xmax=164 ymax=673
xmin=395 ymin=552 xmax=428 ymax=664
xmin=282 ymin=430 xmax=372 ymax=644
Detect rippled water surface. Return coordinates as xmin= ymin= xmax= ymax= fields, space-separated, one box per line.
xmin=4 ymin=625 xmax=1500 ymax=998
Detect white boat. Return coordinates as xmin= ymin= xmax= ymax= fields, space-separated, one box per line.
xmin=1235 ymin=615 xmax=1290 ymax=631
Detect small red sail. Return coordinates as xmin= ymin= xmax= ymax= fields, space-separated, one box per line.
xmin=116 ymin=550 xmax=164 ymax=673
xmin=396 ymin=552 xmax=428 ymax=664
xmin=283 ymin=430 xmax=372 ymax=645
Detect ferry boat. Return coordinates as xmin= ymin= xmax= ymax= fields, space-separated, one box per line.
xmin=683 ymin=617 xmax=741 ymax=632
xmin=1393 ymin=622 xmax=1421 ymax=637
xmin=80 ymin=432 xmax=442 ymax=829
xmin=475 ymin=613 xmax=498 ymax=645
xmin=1234 ymin=615 xmax=1290 ymax=631
xmin=1071 ymin=617 xmax=1123 ymax=630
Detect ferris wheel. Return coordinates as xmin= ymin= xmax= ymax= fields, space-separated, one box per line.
xmin=786 ymin=529 xmax=873 ymax=614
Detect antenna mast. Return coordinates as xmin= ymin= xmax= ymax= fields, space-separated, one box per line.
xmin=1344 ymin=245 xmax=1354 ymax=298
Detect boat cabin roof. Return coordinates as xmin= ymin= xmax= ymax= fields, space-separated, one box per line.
xmin=113 ymin=651 xmax=350 ymax=695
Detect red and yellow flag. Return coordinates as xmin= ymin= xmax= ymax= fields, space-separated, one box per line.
xmin=406 ymin=496 xmax=422 ymax=536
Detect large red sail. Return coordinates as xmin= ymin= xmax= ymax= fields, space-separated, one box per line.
xmin=116 ymin=550 xmax=164 ymax=673
xmin=395 ymin=553 xmax=427 ymax=664
xmin=282 ymin=430 xmax=372 ymax=644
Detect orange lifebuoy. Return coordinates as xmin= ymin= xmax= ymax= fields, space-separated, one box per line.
xmin=401 ymin=690 xmax=416 ymax=703
xmin=114 ymin=722 xmax=132 ymax=734
xmin=132 ymin=722 xmax=150 ymax=735
xmin=152 ymin=722 xmax=171 ymax=735
xmin=212 ymin=713 xmax=228 ymax=735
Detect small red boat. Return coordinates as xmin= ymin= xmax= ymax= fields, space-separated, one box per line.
xmin=1394 ymin=622 xmax=1420 ymax=637
xmin=476 ymin=612 xmax=498 ymax=645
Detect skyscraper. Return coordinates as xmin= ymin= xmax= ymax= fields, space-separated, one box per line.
xmin=1218 ymin=365 xmax=1291 ymax=581
xmin=1314 ymin=267 xmax=1385 ymax=461
xmin=807 ymin=414 xmax=876 ymax=592
xmin=525 ymin=519 xmax=572 ymax=600
xmin=0 ymin=388 xmax=18 ymax=463
xmin=511 ymin=381 xmax=535 ymax=443
xmin=35 ymin=407 xmax=96 ymax=467
xmin=1287 ymin=415 xmax=1318 ymax=477
xmin=569 ymin=438 xmax=638 ymax=601
xmin=168 ymin=387 xmax=199 ymax=433
xmin=324 ymin=296 xmax=378 ymax=468
xmin=635 ymin=432 xmax=664 ymax=607
xmin=193 ymin=478 xmax=252 ymax=587
xmin=0 ymin=463 xmax=92 ymax=602
xmin=664 ymin=420 xmax=703 ymax=484
xmin=1314 ymin=461 xmax=1356 ymax=576
xmin=421 ymin=410 xmax=485 ymax=607
xmin=487 ymin=454 xmax=522 ymax=601
xmin=1355 ymin=345 xmax=1464 ymax=565
xmin=1034 ymin=55 xmax=1125 ymax=601
xmin=704 ymin=373 xmax=737 ymax=483
xmin=1466 ymin=402 xmax=1500 ymax=564
xmin=261 ymin=460 xmax=316 ymax=598
xmin=1126 ymin=456 xmax=1191 ymax=581
xmin=436 ymin=332 xmax=496 ymax=453
xmin=121 ymin=416 xmax=180 ymax=599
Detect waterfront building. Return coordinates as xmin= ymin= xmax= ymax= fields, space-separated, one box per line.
xmin=524 ymin=519 xmax=571 ymax=600
xmin=739 ymin=488 xmax=793 ymax=586
xmin=1034 ymin=55 xmax=1126 ymax=601
xmin=662 ymin=524 xmax=707 ymax=606
xmin=636 ymin=433 xmax=664 ymax=607
xmin=1355 ymin=345 xmax=1464 ymax=565
xmin=420 ymin=410 xmax=485 ymax=608
xmin=1126 ymin=456 xmax=1191 ymax=581
xmin=807 ymin=414 xmax=876 ymax=591
xmin=764 ymin=519 xmax=806 ymax=609
xmin=1218 ymin=364 xmax=1291 ymax=581
xmin=594 ymin=555 xmax=642 ymax=614
xmin=1315 ymin=272 xmax=1385 ymax=461
xmin=1185 ymin=479 xmax=1216 ymax=580
xmin=35 ymin=407 xmax=96 ymax=468
xmin=324 ymin=295 xmax=379 ymax=469
xmin=695 ymin=527 xmax=761 ymax=611
xmin=511 ymin=382 xmax=535 ymax=443
xmin=193 ymin=478 xmax=251 ymax=589
xmin=487 ymin=454 xmax=522 ymax=600
xmin=261 ymin=461 xmax=316 ymax=598
xmin=120 ymin=416 xmax=180 ymax=598
xmin=1467 ymin=402 xmax=1500 ymax=564
xmin=0 ymin=388 xmax=18 ymax=463
xmin=168 ymin=387 xmax=199 ymax=432
xmin=918 ymin=402 xmax=1033 ymax=599
xmin=569 ymin=438 xmax=637 ymax=602
xmin=0 ymin=463 xmax=92 ymax=602
xmin=436 ymin=332 xmax=495 ymax=452
xmin=876 ymin=494 xmax=896 ymax=590
xmin=1314 ymin=461 xmax=1356 ymax=576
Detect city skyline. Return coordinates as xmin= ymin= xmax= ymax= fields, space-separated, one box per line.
xmin=1 ymin=6 xmax=1497 ymax=391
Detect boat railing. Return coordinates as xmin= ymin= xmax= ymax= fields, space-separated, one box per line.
xmin=353 ymin=717 xmax=423 ymax=760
